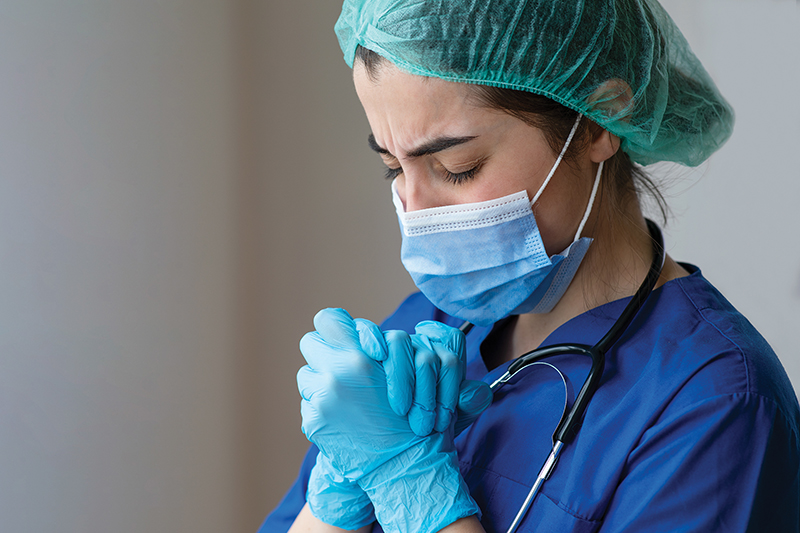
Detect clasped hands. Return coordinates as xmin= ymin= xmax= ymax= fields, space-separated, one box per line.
xmin=297 ymin=308 xmax=492 ymax=533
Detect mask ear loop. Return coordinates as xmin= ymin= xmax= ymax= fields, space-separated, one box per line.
xmin=573 ymin=160 xmax=603 ymax=241
xmin=530 ymin=114 xmax=583 ymax=206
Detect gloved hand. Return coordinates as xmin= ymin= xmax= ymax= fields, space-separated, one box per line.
xmin=356 ymin=313 xmax=492 ymax=435
xmin=304 ymin=312 xmax=491 ymax=529
xmin=299 ymin=308 xmax=481 ymax=533
xmin=306 ymin=452 xmax=375 ymax=530
xmin=303 ymin=317 xmax=385 ymax=529
xmin=382 ymin=320 xmax=492 ymax=436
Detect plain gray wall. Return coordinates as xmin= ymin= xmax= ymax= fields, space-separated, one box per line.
xmin=0 ymin=1 xmax=249 ymax=532
xmin=0 ymin=1 xmax=796 ymax=532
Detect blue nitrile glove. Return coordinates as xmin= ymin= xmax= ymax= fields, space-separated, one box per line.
xmin=306 ymin=318 xmax=491 ymax=530
xmin=305 ymin=314 xmax=490 ymax=529
xmin=306 ymin=452 xmax=375 ymax=530
xmin=383 ymin=321 xmax=492 ymax=436
xmin=303 ymin=316 xmax=384 ymax=529
xmin=298 ymin=308 xmax=480 ymax=533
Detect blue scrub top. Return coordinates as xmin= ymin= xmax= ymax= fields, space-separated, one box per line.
xmin=261 ymin=266 xmax=800 ymax=532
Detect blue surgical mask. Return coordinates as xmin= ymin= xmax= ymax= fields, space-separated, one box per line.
xmin=392 ymin=115 xmax=602 ymax=326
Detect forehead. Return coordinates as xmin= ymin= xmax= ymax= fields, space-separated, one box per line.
xmin=353 ymin=62 xmax=489 ymax=154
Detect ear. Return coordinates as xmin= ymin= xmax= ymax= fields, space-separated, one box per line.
xmin=586 ymin=78 xmax=632 ymax=164
xmin=587 ymin=122 xmax=621 ymax=164
xmin=590 ymin=78 xmax=634 ymax=120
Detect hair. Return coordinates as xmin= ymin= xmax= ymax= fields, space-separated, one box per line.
xmin=354 ymin=46 xmax=668 ymax=224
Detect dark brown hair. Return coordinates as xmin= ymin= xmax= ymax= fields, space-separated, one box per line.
xmin=354 ymin=46 xmax=667 ymax=222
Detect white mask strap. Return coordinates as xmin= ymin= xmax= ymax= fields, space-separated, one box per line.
xmin=574 ymin=160 xmax=603 ymax=241
xmin=531 ymin=113 xmax=583 ymax=206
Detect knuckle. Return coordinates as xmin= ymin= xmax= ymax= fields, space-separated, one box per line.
xmin=438 ymin=349 xmax=459 ymax=371
xmin=298 ymin=332 xmax=316 ymax=351
xmin=415 ymin=348 xmax=438 ymax=368
xmin=384 ymin=329 xmax=399 ymax=340
xmin=319 ymin=371 xmax=340 ymax=394
xmin=385 ymin=329 xmax=410 ymax=348
xmin=351 ymin=355 xmax=375 ymax=377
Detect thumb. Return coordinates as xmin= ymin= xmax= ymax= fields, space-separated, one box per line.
xmin=454 ymin=380 xmax=492 ymax=436
xmin=355 ymin=318 xmax=388 ymax=362
xmin=313 ymin=308 xmax=361 ymax=349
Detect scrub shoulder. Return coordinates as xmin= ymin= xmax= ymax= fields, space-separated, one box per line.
xmin=386 ymin=265 xmax=797 ymax=417
xmin=452 ymin=265 xmax=800 ymax=531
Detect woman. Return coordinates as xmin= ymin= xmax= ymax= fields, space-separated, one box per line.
xmin=263 ymin=0 xmax=800 ymax=531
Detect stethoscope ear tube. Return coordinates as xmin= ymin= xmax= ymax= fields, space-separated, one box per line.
xmin=554 ymin=221 xmax=665 ymax=444
xmin=470 ymin=220 xmax=665 ymax=442
xmin=554 ymin=346 xmax=604 ymax=444
xmin=459 ymin=220 xmax=665 ymax=533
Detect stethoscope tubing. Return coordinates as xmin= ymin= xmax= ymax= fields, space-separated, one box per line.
xmin=462 ymin=220 xmax=664 ymax=440
xmin=458 ymin=220 xmax=666 ymax=533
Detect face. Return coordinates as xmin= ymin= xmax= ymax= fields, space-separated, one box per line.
xmin=354 ymin=62 xmax=595 ymax=255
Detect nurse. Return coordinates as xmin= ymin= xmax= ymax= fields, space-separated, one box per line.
xmin=264 ymin=0 xmax=800 ymax=532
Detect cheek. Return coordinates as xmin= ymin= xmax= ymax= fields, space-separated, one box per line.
xmin=471 ymin=154 xmax=549 ymax=202
xmin=397 ymin=169 xmax=477 ymax=211
xmin=533 ymin=172 xmax=590 ymax=254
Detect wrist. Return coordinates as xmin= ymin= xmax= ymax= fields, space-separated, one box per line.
xmin=359 ymin=434 xmax=480 ymax=533
xmin=307 ymin=452 xmax=375 ymax=530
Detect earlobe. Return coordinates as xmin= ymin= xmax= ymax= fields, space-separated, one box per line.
xmin=589 ymin=127 xmax=621 ymax=164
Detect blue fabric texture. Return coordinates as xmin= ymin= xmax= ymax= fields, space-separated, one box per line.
xmin=260 ymin=266 xmax=800 ymax=532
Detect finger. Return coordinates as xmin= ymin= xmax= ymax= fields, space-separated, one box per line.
xmin=300 ymin=397 xmax=330 ymax=451
xmin=299 ymin=331 xmax=331 ymax=369
xmin=355 ymin=318 xmax=388 ymax=362
xmin=301 ymin=317 xmax=383 ymax=379
xmin=415 ymin=321 xmax=466 ymax=364
xmin=299 ymin=383 xmax=323 ymax=441
xmin=408 ymin=337 xmax=439 ymax=436
xmin=313 ymin=308 xmax=360 ymax=349
xmin=454 ymin=380 xmax=493 ymax=436
xmin=296 ymin=365 xmax=337 ymax=419
xmin=415 ymin=322 xmax=467 ymax=433
xmin=410 ymin=332 xmax=435 ymax=353
xmin=296 ymin=364 xmax=319 ymax=401
xmin=383 ymin=330 xmax=414 ymax=416
xmin=432 ymin=342 xmax=462 ymax=433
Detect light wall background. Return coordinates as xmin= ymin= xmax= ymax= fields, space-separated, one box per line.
xmin=0 ymin=1 xmax=796 ymax=532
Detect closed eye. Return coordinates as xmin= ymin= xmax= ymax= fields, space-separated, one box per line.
xmin=443 ymin=165 xmax=479 ymax=184
xmin=384 ymin=166 xmax=403 ymax=180
xmin=384 ymin=164 xmax=480 ymax=183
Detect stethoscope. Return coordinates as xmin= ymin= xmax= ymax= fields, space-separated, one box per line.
xmin=459 ymin=219 xmax=665 ymax=533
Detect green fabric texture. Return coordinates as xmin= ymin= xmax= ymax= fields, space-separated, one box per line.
xmin=335 ymin=0 xmax=734 ymax=167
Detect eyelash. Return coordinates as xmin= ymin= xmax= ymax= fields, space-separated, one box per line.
xmin=383 ymin=165 xmax=480 ymax=184
xmin=384 ymin=166 xmax=403 ymax=181
xmin=443 ymin=166 xmax=479 ymax=184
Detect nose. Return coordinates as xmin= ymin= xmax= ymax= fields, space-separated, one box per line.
xmin=397 ymin=176 xmax=440 ymax=212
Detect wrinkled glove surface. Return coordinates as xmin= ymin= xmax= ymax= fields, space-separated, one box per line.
xmin=299 ymin=308 xmax=482 ymax=533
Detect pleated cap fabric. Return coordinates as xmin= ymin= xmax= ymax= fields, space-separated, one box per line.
xmin=335 ymin=0 xmax=734 ymax=167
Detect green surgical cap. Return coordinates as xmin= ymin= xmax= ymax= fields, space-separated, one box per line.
xmin=335 ymin=0 xmax=734 ymax=167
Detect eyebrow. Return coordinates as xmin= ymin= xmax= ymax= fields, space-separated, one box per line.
xmin=367 ymin=134 xmax=477 ymax=158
